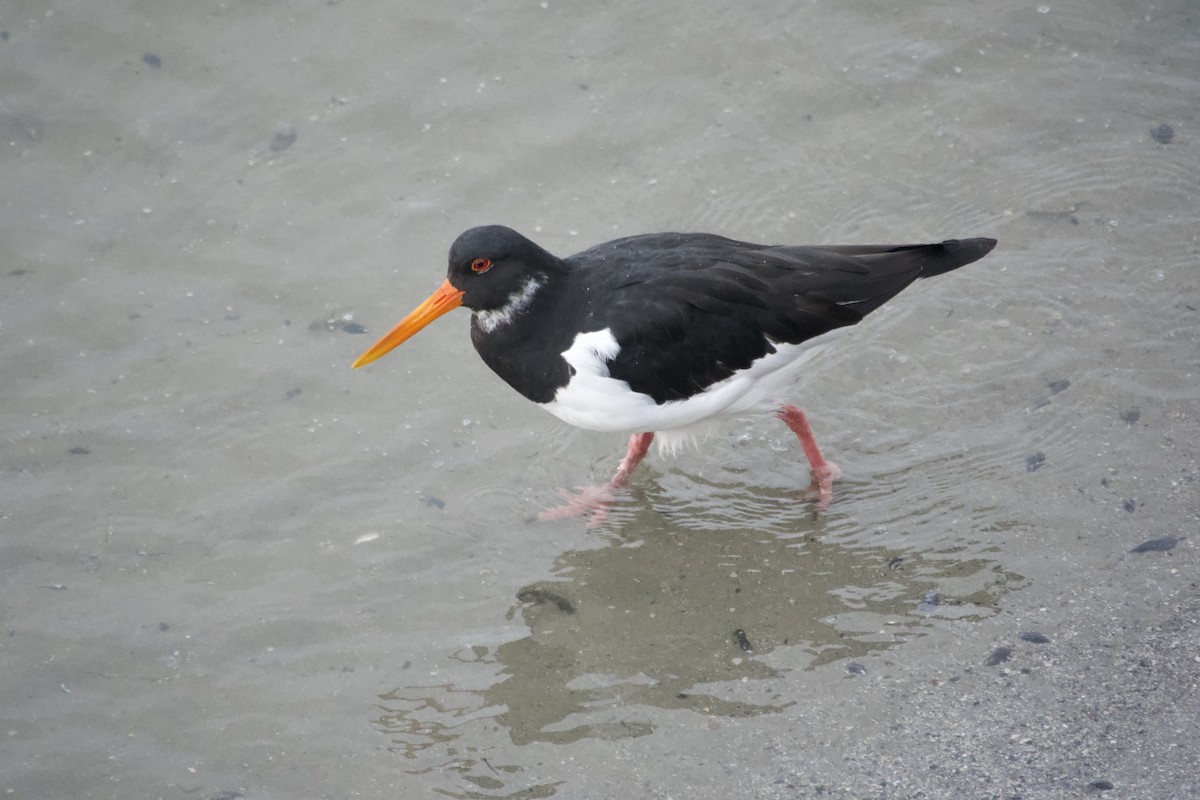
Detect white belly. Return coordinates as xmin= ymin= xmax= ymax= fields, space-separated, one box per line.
xmin=539 ymin=327 xmax=839 ymax=443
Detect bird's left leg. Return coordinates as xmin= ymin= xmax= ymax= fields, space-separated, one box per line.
xmin=776 ymin=405 xmax=841 ymax=509
xmin=539 ymin=432 xmax=655 ymax=526
xmin=610 ymin=431 xmax=654 ymax=488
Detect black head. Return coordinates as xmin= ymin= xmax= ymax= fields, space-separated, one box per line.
xmin=447 ymin=226 xmax=561 ymax=312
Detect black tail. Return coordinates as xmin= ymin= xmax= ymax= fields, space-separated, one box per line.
xmin=914 ymin=238 xmax=998 ymax=278
xmin=804 ymin=237 xmax=997 ymax=319
xmin=819 ymin=237 xmax=997 ymax=279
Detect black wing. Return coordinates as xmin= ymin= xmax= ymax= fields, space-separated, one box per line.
xmin=564 ymin=234 xmax=994 ymax=404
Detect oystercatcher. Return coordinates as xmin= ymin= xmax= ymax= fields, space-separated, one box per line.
xmin=353 ymin=225 xmax=996 ymax=522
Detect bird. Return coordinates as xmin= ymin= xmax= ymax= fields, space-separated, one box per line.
xmin=352 ymin=225 xmax=997 ymax=523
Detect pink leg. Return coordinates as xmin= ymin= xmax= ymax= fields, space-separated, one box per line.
xmin=538 ymin=432 xmax=655 ymax=526
xmin=611 ymin=432 xmax=654 ymax=487
xmin=776 ymin=405 xmax=841 ymax=510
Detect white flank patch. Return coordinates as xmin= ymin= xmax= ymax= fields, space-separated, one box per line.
xmin=541 ymin=326 xmax=844 ymax=447
xmin=474 ymin=276 xmax=544 ymax=333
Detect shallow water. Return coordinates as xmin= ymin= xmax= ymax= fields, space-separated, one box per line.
xmin=3 ymin=0 xmax=1198 ymax=797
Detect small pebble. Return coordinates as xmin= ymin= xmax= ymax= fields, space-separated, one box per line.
xmin=1026 ymin=452 xmax=1046 ymax=472
xmin=916 ymin=591 xmax=940 ymax=613
xmin=270 ymin=124 xmax=297 ymax=152
xmin=846 ymin=662 xmax=867 ymax=676
xmin=1047 ymin=379 xmax=1071 ymax=394
xmin=1149 ymin=123 xmax=1173 ymax=144
xmin=142 ymin=53 xmax=161 ymax=68
xmin=1088 ymin=779 xmax=1114 ymax=791
xmin=516 ymin=586 xmax=575 ymax=614
xmin=984 ymin=646 xmax=1013 ymax=666
xmin=342 ymin=322 xmax=367 ymax=334
xmin=1130 ymin=535 xmax=1182 ymax=553
xmin=1019 ymin=632 xmax=1051 ymax=644
xmin=1122 ymin=498 xmax=1136 ymax=513
xmin=68 ymin=447 xmax=90 ymax=455
xmin=733 ymin=628 xmax=754 ymax=652
xmin=1119 ymin=407 xmax=1141 ymax=424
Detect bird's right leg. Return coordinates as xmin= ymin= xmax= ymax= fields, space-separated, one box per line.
xmin=776 ymin=405 xmax=841 ymax=510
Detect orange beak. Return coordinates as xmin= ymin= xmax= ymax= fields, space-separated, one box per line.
xmin=351 ymin=279 xmax=465 ymax=369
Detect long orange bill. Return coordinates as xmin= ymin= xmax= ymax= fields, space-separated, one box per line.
xmin=351 ymin=279 xmax=465 ymax=369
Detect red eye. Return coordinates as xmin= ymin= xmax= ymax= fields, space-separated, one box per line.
xmin=471 ymin=258 xmax=492 ymax=273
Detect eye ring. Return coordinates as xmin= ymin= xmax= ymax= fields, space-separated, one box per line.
xmin=471 ymin=258 xmax=492 ymax=273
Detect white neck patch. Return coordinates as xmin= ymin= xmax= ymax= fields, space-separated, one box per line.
xmin=474 ymin=276 xmax=544 ymax=333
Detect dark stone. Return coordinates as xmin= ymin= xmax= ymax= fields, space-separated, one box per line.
xmin=516 ymin=586 xmax=575 ymax=614
xmin=270 ymin=124 xmax=297 ymax=152
xmin=1150 ymin=123 xmax=1174 ymax=144
xmin=1130 ymin=536 xmax=1183 ymax=553
xmin=984 ymin=646 xmax=1013 ymax=666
